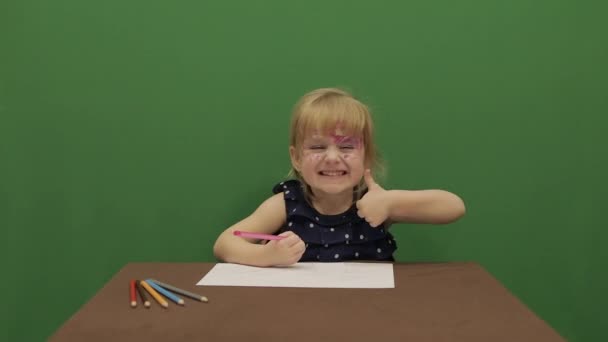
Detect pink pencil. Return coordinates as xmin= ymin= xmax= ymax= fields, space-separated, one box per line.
xmin=233 ymin=230 xmax=285 ymax=240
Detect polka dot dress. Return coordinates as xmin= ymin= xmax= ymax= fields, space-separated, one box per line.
xmin=273 ymin=180 xmax=397 ymax=262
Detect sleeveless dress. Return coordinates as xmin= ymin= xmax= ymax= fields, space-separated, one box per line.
xmin=273 ymin=179 xmax=397 ymax=262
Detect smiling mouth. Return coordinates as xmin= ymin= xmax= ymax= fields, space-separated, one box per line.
xmin=318 ymin=171 xmax=347 ymax=176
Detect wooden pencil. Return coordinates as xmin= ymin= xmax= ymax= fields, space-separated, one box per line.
xmin=135 ymin=279 xmax=151 ymax=308
xmin=129 ymin=280 xmax=137 ymax=308
xmin=145 ymin=280 xmax=184 ymax=305
xmin=149 ymin=279 xmax=209 ymax=303
xmin=140 ymin=280 xmax=168 ymax=308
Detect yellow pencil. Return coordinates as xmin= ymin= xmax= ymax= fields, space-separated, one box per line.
xmin=140 ymin=280 xmax=168 ymax=308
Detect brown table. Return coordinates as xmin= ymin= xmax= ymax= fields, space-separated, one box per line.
xmin=49 ymin=262 xmax=565 ymax=341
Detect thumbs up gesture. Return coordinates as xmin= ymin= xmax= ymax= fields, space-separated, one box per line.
xmin=356 ymin=169 xmax=391 ymax=228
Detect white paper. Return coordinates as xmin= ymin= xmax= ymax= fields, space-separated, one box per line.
xmin=196 ymin=262 xmax=394 ymax=288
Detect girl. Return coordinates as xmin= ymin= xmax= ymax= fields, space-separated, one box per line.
xmin=213 ymin=88 xmax=465 ymax=267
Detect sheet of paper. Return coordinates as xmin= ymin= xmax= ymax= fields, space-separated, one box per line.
xmin=196 ymin=262 xmax=394 ymax=288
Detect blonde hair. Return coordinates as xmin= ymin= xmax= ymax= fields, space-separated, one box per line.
xmin=288 ymin=87 xmax=384 ymax=201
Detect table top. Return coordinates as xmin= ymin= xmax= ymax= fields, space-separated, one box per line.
xmin=49 ymin=262 xmax=565 ymax=342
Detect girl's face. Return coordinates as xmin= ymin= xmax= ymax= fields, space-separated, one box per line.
xmin=290 ymin=130 xmax=365 ymax=197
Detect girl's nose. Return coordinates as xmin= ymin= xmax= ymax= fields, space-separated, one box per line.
xmin=325 ymin=146 xmax=340 ymax=160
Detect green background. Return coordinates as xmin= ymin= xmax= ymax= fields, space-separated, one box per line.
xmin=1 ymin=1 xmax=606 ymax=341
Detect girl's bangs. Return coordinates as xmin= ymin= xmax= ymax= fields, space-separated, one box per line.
xmin=297 ymin=99 xmax=368 ymax=143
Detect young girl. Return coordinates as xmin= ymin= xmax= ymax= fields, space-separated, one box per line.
xmin=213 ymin=88 xmax=465 ymax=267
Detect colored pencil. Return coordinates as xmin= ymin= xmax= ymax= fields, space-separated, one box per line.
xmin=129 ymin=280 xmax=137 ymax=308
xmin=145 ymin=279 xmax=184 ymax=305
xmin=233 ymin=230 xmax=285 ymax=241
xmin=140 ymin=280 xmax=168 ymax=308
xmin=135 ymin=279 xmax=151 ymax=308
xmin=149 ymin=279 xmax=209 ymax=303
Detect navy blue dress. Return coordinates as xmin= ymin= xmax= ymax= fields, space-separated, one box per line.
xmin=273 ymin=179 xmax=397 ymax=262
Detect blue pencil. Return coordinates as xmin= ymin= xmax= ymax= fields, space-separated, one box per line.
xmin=145 ymin=279 xmax=185 ymax=305
xmin=149 ymin=279 xmax=209 ymax=303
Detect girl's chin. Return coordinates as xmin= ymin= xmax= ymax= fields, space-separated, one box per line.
xmin=310 ymin=182 xmax=356 ymax=195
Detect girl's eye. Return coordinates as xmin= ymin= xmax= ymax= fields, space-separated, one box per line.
xmin=339 ymin=145 xmax=354 ymax=150
xmin=310 ymin=146 xmax=325 ymax=150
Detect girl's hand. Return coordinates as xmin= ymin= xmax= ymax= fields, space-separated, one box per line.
xmin=356 ymin=169 xmax=391 ymax=228
xmin=263 ymin=231 xmax=306 ymax=266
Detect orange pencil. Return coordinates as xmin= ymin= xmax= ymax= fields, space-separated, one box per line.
xmin=140 ymin=280 xmax=168 ymax=308
xmin=129 ymin=280 xmax=137 ymax=308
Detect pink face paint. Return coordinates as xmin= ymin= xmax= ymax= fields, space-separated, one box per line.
xmin=330 ymin=134 xmax=362 ymax=149
xmin=301 ymin=131 xmax=363 ymax=162
xmin=327 ymin=124 xmax=362 ymax=149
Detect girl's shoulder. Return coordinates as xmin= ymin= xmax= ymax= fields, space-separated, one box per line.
xmin=272 ymin=179 xmax=304 ymax=200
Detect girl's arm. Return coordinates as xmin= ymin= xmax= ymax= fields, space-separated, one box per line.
xmin=387 ymin=189 xmax=466 ymax=224
xmin=213 ymin=193 xmax=305 ymax=267
xmin=358 ymin=170 xmax=465 ymax=226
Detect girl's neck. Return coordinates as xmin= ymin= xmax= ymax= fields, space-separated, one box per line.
xmin=309 ymin=189 xmax=354 ymax=216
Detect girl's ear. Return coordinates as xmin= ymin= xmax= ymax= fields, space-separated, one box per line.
xmin=289 ymin=146 xmax=300 ymax=171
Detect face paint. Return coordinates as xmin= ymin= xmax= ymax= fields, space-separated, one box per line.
xmin=300 ymin=127 xmax=363 ymax=163
xmin=305 ymin=153 xmax=324 ymax=161
xmin=329 ymin=124 xmax=363 ymax=149
xmin=330 ymin=134 xmax=362 ymax=149
xmin=295 ymin=129 xmax=366 ymax=196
